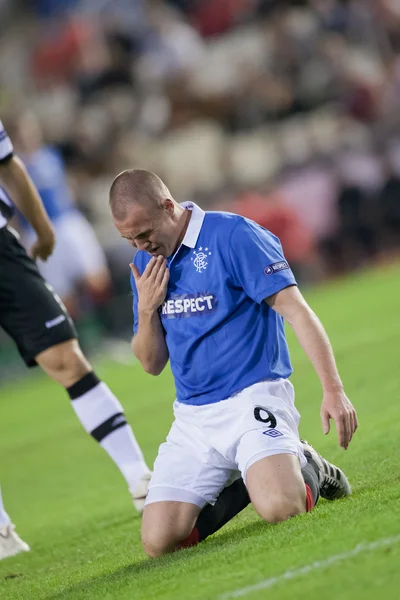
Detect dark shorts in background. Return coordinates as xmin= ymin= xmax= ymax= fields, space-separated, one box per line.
xmin=0 ymin=227 xmax=77 ymax=366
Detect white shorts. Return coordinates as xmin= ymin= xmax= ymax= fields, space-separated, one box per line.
xmin=25 ymin=211 xmax=107 ymax=298
xmin=146 ymin=379 xmax=306 ymax=508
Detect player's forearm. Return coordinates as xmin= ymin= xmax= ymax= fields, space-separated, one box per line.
xmin=288 ymin=305 xmax=343 ymax=393
xmin=132 ymin=309 xmax=169 ymax=375
xmin=0 ymin=156 xmax=53 ymax=236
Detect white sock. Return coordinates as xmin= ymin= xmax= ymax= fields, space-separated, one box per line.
xmin=99 ymin=427 xmax=150 ymax=494
xmin=68 ymin=373 xmax=150 ymax=493
xmin=0 ymin=486 xmax=12 ymax=528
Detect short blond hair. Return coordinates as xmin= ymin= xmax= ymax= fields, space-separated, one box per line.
xmin=109 ymin=169 xmax=171 ymax=220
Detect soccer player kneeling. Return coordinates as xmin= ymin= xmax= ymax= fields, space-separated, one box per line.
xmin=110 ymin=170 xmax=357 ymax=558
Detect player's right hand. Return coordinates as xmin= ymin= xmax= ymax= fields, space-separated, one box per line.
xmin=130 ymin=256 xmax=169 ymax=312
xmin=31 ymin=227 xmax=56 ymax=261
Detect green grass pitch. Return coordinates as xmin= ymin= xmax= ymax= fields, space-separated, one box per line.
xmin=1 ymin=264 xmax=400 ymax=600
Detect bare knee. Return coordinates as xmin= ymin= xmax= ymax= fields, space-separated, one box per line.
xmin=36 ymin=339 xmax=92 ymax=388
xmin=255 ymin=491 xmax=306 ymax=524
xmin=141 ymin=530 xmax=175 ymax=559
xmin=246 ymin=454 xmax=307 ymax=525
xmin=141 ymin=521 xmax=194 ymax=559
xmin=141 ymin=530 xmax=164 ymax=559
xmin=141 ymin=503 xmax=199 ymax=559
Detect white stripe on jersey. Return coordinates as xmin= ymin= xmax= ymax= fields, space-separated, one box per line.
xmin=0 ymin=120 xmax=14 ymax=162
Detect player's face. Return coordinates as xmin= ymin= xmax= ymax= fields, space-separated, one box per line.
xmin=114 ymin=201 xmax=178 ymax=258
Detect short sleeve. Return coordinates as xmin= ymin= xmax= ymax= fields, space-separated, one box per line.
xmin=229 ymin=218 xmax=297 ymax=304
xmin=0 ymin=121 xmax=14 ymax=163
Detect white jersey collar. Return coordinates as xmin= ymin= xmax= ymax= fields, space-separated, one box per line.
xmin=180 ymin=201 xmax=205 ymax=249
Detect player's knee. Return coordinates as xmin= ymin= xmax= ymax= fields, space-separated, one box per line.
xmin=141 ymin=527 xmax=180 ymax=559
xmin=141 ymin=516 xmax=193 ymax=559
xmin=36 ymin=339 xmax=91 ymax=388
xmin=255 ymin=491 xmax=306 ymax=524
xmin=142 ymin=533 xmax=171 ymax=559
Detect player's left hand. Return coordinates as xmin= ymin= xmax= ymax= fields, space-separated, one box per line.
xmin=320 ymin=390 xmax=358 ymax=450
xmin=30 ymin=228 xmax=56 ymax=261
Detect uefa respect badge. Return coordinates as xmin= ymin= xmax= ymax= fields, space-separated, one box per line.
xmin=264 ymin=261 xmax=290 ymax=275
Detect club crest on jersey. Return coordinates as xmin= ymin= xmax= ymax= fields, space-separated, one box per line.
xmin=264 ymin=260 xmax=289 ymax=275
xmin=191 ymin=247 xmax=212 ymax=273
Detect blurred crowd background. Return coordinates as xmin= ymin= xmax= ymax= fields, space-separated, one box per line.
xmin=1 ymin=0 xmax=400 ymax=363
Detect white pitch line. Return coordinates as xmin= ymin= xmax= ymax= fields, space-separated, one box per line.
xmin=218 ymin=534 xmax=400 ymax=600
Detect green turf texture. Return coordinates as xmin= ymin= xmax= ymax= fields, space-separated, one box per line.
xmin=1 ymin=264 xmax=400 ymax=600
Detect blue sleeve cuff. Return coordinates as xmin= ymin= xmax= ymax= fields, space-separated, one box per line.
xmin=255 ymin=278 xmax=297 ymax=304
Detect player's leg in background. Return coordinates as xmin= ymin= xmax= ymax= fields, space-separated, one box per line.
xmin=0 ymin=228 xmax=150 ymax=513
xmin=58 ymin=211 xmax=117 ymax=339
xmin=0 ymin=486 xmax=30 ymax=560
xmin=35 ymin=339 xmax=151 ymax=512
xmin=28 ymin=213 xmax=114 ymax=342
xmin=22 ymin=223 xmax=79 ymax=320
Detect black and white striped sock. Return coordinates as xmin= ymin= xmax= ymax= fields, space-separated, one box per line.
xmin=67 ymin=372 xmax=149 ymax=493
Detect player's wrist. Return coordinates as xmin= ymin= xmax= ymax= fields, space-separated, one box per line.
xmin=34 ymin=221 xmax=55 ymax=240
xmin=322 ymin=380 xmax=344 ymax=394
xmin=138 ymin=304 xmax=159 ymax=318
